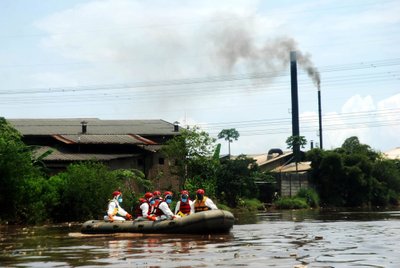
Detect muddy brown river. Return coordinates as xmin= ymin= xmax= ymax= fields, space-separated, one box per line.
xmin=1 ymin=209 xmax=399 ymax=267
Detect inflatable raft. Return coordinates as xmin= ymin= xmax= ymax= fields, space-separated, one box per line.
xmin=81 ymin=210 xmax=235 ymax=234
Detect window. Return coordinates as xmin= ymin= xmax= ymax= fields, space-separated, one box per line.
xmin=137 ymin=159 xmax=144 ymax=166
xmin=158 ymin=157 xmax=165 ymax=165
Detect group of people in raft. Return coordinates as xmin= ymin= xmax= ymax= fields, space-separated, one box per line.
xmin=104 ymin=189 xmax=218 ymax=222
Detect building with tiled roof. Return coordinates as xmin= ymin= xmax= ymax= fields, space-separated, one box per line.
xmin=7 ymin=118 xmax=181 ymax=190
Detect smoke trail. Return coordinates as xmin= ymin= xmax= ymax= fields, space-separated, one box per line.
xmin=210 ymin=20 xmax=320 ymax=89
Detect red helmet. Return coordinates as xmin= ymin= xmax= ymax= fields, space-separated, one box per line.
xmin=196 ymin=189 xmax=205 ymax=195
xmin=144 ymin=192 xmax=154 ymax=200
xmin=163 ymin=191 xmax=173 ymax=197
xmin=181 ymin=190 xmax=189 ymax=196
xmin=112 ymin=191 xmax=121 ymax=197
xmin=153 ymin=190 xmax=161 ymax=197
xmin=181 ymin=190 xmax=189 ymax=199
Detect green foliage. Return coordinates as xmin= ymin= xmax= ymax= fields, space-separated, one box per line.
xmin=217 ymin=128 xmax=240 ymax=156
xmin=217 ymin=128 xmax=240 ymax=142
xmin=335 ymin=136 xmax=379 ymax=161
xmin=216 ymin=155 xmax=259 ymax=207
xmin=306 ymin=136 xmax=400 ymax=207
xmin=296 ymin=188 xmax=319 ymax=208
xmin=112 ymin=169 xmax=153 ymax=211
xmin=30 ymin=146 xmax=54 ymax=174
xmin=0 ymin=118 xmax=42 ymax=222
xmin=371 ymin=159 xmax=400 ymax=206
xmin=286 ymin=135 xmax=307 ymax=149
xmin=52 ymin=162 xmax=120 ymax=222
xmin=184 ymin=175 xmax=216 ymax=199
xmin=215 ymin=203 xmax=231 ymax=211
xmin=18 ymin=176 xmax=61 ymax=224
xmin=237 ymin=198 xmax=264 ymax=211
xmin=274 ymin=197 xmax=309 ymax=209
xmin=213 ymin=143 xmax=221 ymax=160
xmin=161 ymin=126 xmax=217 ymax=189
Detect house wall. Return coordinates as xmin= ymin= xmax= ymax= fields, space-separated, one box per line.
xmin=279 ymin=172 xmax=309 ymax=197
xmin=108 ymin=157 xmax=137 ymax=170
xmin=147 ymin=151 xmax=179 ymax=191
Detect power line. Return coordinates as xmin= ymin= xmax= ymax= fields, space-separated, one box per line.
xmin=1 ymin=58 xmax=399 ymax=97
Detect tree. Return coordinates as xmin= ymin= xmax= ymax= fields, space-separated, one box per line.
xmin=335 ymin=136 xmax=379 ymax=161
xmin=0 ymin=118 xmax=42 ymax=222
xmin=52 ymin=162 xmax=120 ymax=222
xmin=218 ymin=128 xmax=240 ymax=157
xmin=306 ymin=137 xmax=400 ymax=207
xmin=161 ymin=126 xmax=217 ymax=189
xmin=286 ymin=135 xmax=307 ymax=163
xmin=286 ymin=135 xmax=307 ymax=150
xmin=216 ymin=155 xmax=259 ymax=207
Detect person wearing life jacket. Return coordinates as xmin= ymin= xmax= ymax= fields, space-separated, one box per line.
xmin=104 ymin=190 xmax=132 ymax=222
xmin=153 ymin=191 xmax=177 ymax=220
xmin=152 ymin=190 xmax=163 ymax=211
xmin=174 ymin=190 xmax=194 ymax=216
xmin=134 ymin=197 xmax=147 ymax=218
xmin=137 ymin=192 xmax=158 ymax=221
xmin=194 ymin=189 xmax=218 ymax=213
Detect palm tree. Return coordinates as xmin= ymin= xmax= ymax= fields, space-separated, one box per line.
xmin=218 ymin=128 xmax=240 ymax=157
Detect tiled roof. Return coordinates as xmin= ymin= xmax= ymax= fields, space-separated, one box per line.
xmin=52 ymin=134 xmax=157 ymax=145
xmin=7 ymin=118 xmax=180 ymax=136
xmin=33 ymin=146 xmax=138 ymax=161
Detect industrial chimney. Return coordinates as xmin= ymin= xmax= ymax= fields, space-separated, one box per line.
xmin=173 ymin=121 xmax=179 ymax=132
xmin=81 ymin=121 xmax=88 ymax=134
xmin=290 ymin=51 xmax=300 ymax=162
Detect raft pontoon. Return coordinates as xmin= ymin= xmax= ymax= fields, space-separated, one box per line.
xmin=81 ymin=210 xmax=234 ymax=234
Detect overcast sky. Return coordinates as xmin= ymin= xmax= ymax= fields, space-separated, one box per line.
xmin=1 ymin=0 xmax=399 ymax=155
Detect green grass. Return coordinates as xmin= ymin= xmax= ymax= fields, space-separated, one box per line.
xmin=274 ymin=197 xmax=309 ymax=209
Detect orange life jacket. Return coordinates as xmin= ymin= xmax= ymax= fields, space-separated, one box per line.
xmin=194 ymin=197 xmax=209 ymax=212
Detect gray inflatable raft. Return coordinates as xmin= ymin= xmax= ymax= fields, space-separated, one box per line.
xmin=81 ymin=210 xmax=235 ymax=234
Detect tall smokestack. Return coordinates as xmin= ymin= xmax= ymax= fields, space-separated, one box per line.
xmin=290 ymin=51 xmax=300 ymax=162
xmin=318 ymin=87 xmax=323 ymax=149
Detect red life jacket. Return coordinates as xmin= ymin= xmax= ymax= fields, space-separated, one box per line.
xmin=178 ymin=200 xmax=191 ymax=215
xmin=150 ymin=198 xmax=162 ymax=214
xmin=153 ymin=200 xmax=168 ymax=216
xmin=135 ymin=199 xmax=151 ymax=218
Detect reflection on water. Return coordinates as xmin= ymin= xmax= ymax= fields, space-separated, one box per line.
xmin=1 ymin=209 xmax=400 ymax=267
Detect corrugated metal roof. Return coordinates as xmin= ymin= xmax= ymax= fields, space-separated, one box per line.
xmin=52 ymin=134 xmax=157 ymax=145
xmin=384 ymin=147 xmax=400 ymax=160
xmin=272 ymin=161 xmax=312 ymax=173
xmin=7 ymin=118 xmax=180 ymax=136
xmin=33 ymin=146 xmax=138 ymax=161
xmin=248 ymin=151 xmax=293 ymax=166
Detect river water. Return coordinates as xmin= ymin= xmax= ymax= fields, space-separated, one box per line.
xmin=1 ymin=209 xmax=399 ymax=267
